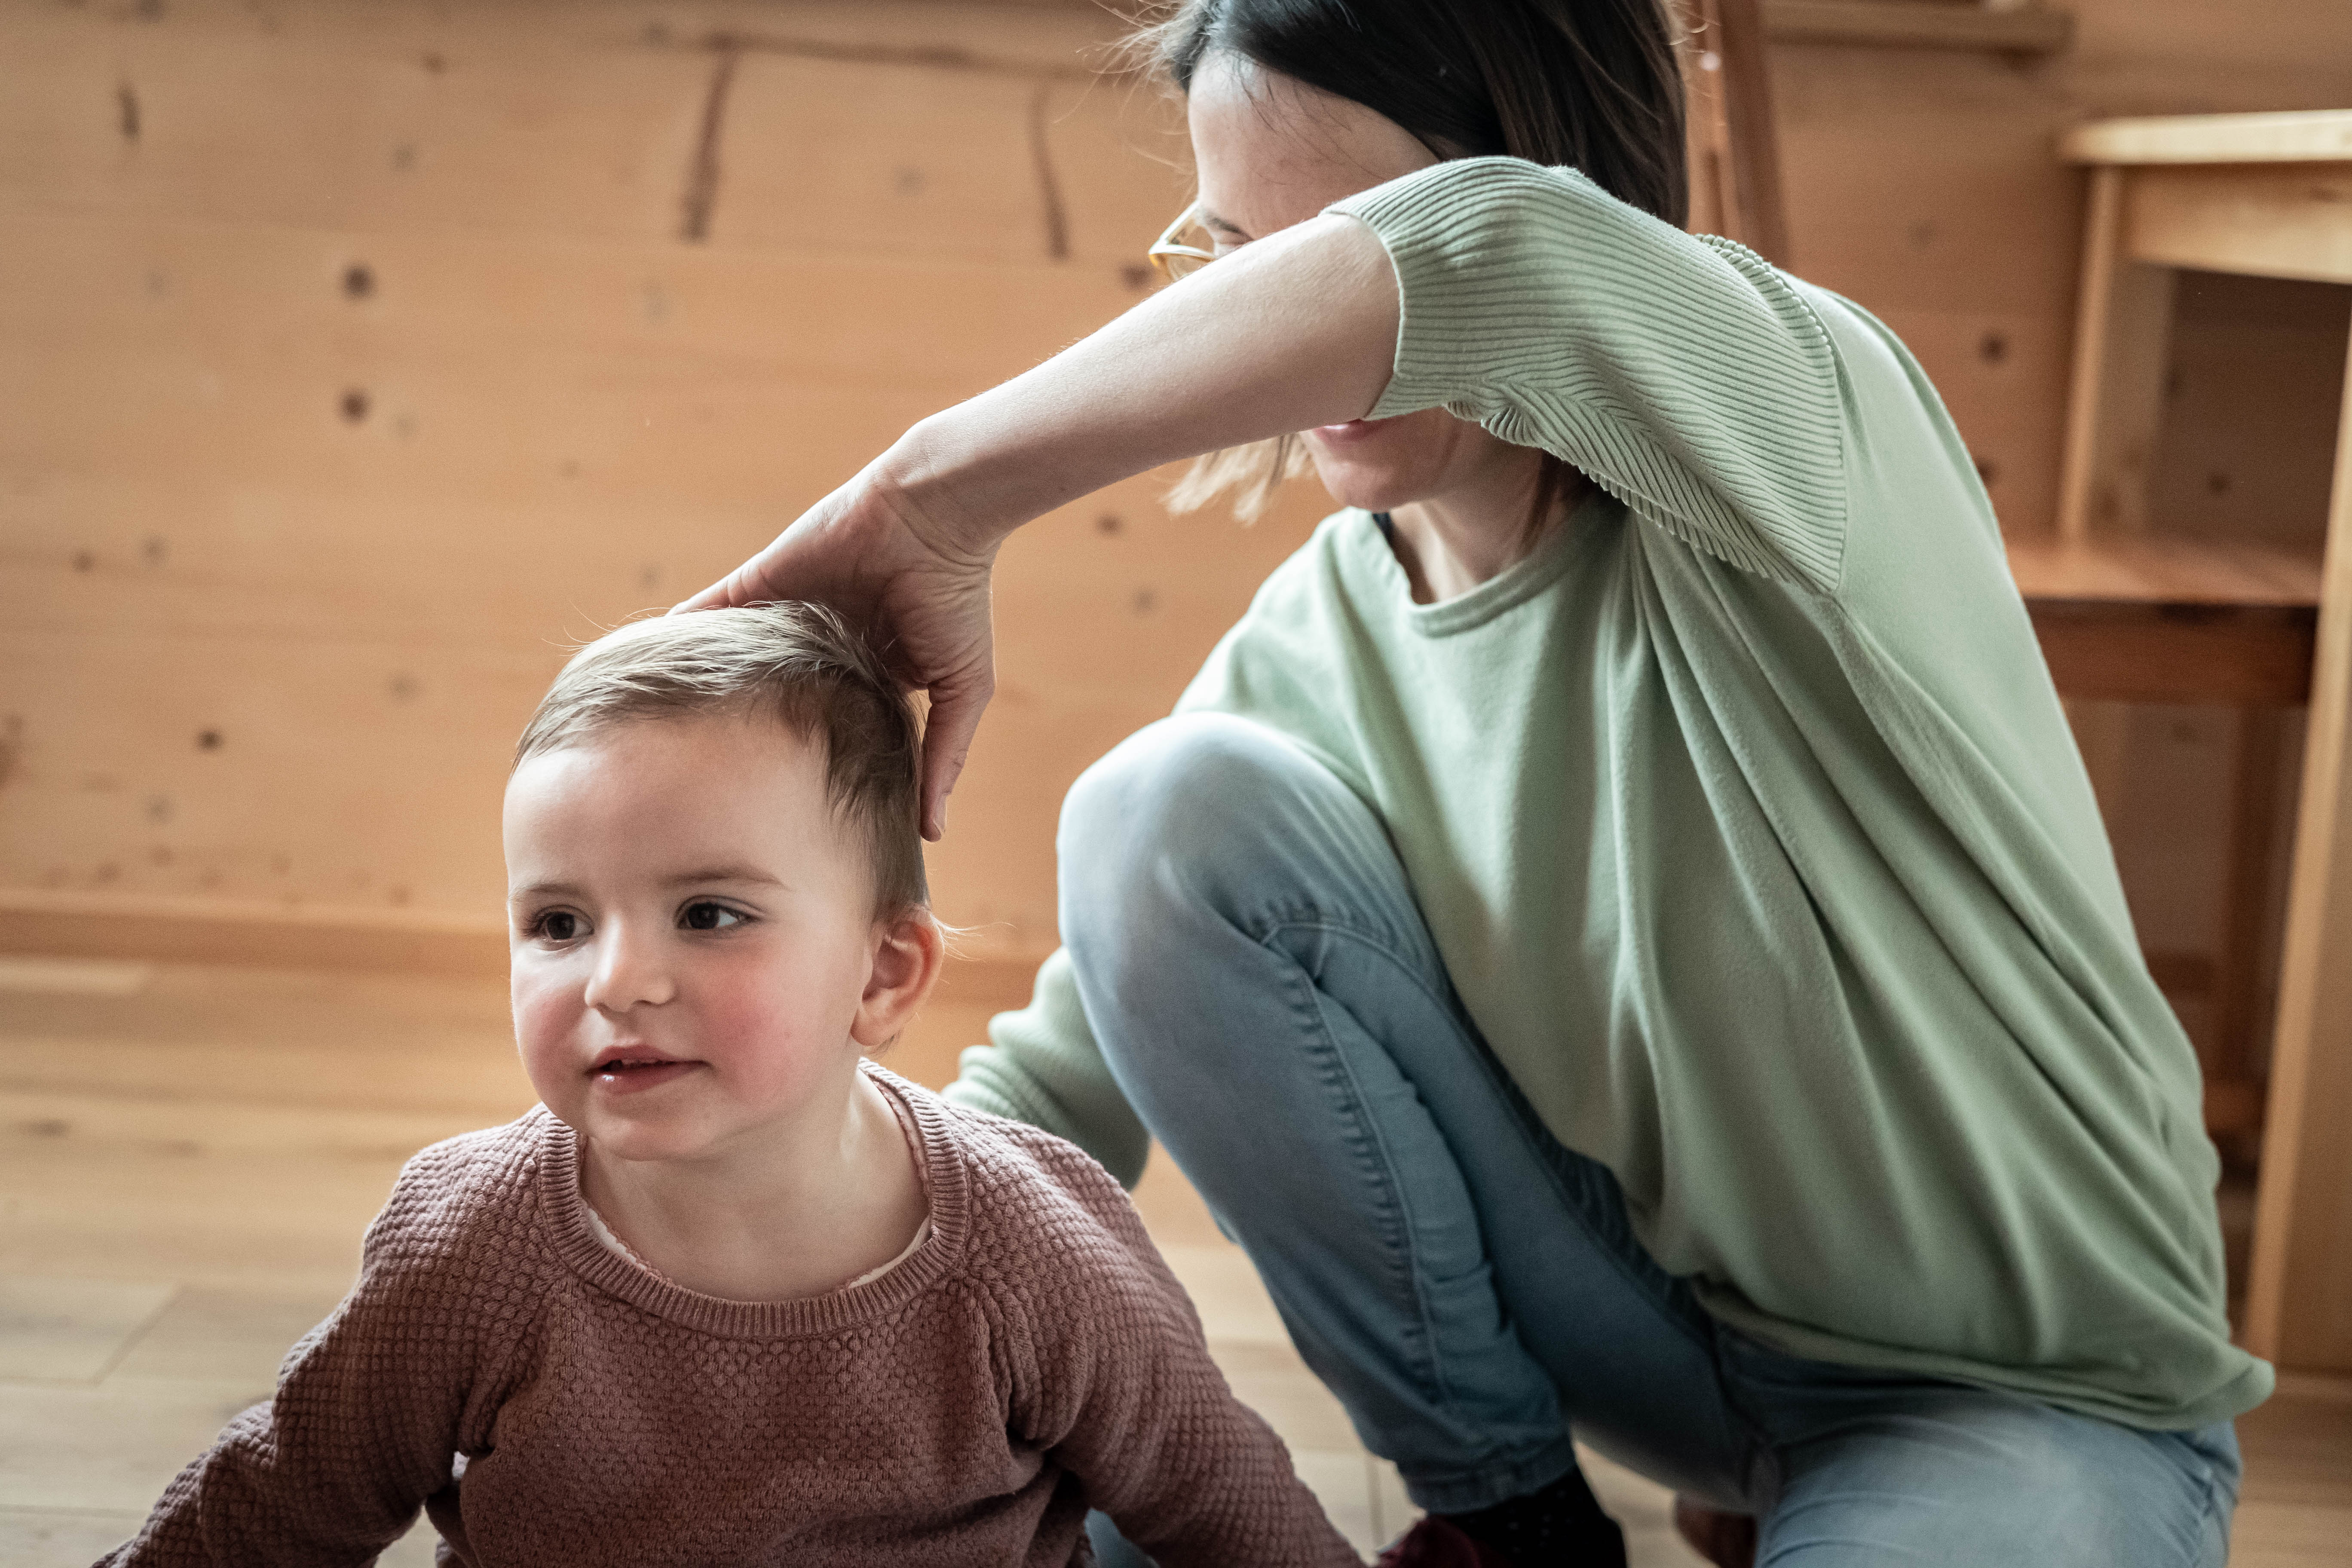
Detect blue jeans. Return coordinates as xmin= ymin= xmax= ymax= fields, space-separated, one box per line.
xmin=1065 ymin=714 xmax=2239 ymax=1566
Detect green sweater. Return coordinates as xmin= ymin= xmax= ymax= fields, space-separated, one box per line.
xmin=947 ymin=158 xmax=2270 ymax=1432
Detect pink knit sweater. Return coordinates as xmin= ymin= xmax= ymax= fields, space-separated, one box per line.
xmin=105 ymin=1068 xmax=1358 ymax=1566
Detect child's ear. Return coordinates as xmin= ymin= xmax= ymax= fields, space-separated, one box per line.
xmin=851 ymin=907 xmax=944 ymax=1050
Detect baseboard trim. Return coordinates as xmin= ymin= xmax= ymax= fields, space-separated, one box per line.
xmin=0 ymin=888 xmax=511 ymax=977
xmin=0 ymin=888 xmax=1052 ymax=1000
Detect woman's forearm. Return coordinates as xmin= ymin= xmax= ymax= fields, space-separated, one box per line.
xmin=886 ymin=213 xmax=1400 ymax=552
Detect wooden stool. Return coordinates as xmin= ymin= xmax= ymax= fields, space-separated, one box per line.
xmin=2012 ymin=110 xmax=2352 ymax=1373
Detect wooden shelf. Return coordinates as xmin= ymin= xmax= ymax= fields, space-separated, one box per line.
xmin=2006 ymin=534 xmax=2322 ymax=608
xmin=2005 ymin=535 xmax=2321 ymax=705
xmin=1764 ymin=0 xmax=2073 ymax=55
xmin=2062 ymin=110 xmax=2352 ymax=168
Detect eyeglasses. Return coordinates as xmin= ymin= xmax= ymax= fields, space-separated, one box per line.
xmin=1147 ymin=201 xmax=1219 ymax=282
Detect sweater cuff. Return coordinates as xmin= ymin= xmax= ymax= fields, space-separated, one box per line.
xmin=1327 ymin=159 xmax=1524 ymax=424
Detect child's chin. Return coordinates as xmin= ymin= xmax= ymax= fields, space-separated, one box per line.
xmin=576 ymin=1112 xmax=704 ymax=1164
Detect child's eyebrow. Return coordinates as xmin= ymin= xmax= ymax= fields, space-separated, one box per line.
xmin=663 ymin=866 xmax=784 ymax=888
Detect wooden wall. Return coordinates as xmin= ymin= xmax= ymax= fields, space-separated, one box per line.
xmin=0 ymin=0 xmax=1332 ymax=983
xmin=3 ymin=0 xmax=2349 ymax=1024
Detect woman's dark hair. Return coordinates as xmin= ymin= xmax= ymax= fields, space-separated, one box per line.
xmin=1152 ymin=0 xmax=1687 ymax=226
xmin=1145 ymin=0 xmax=1687 ymax=528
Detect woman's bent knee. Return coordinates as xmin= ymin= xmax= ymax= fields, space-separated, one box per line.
xmin=1057 ymin=713 xmax=1360 ymax=923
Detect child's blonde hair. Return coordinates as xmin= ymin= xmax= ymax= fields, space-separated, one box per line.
xmin=516 ymin=603 xmax=927 ymax=915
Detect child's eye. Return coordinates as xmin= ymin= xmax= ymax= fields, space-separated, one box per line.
xmin=679 ymin=901 xmax=747 ymax=933
xmin=530 ymin=910 xmax=585 ymax=943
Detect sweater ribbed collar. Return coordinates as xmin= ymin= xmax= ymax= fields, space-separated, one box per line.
xmin=534 ymin=1063 xmax=970 ymax=1340
xmin=1354 ymin=491 xmax=1613 ymax=639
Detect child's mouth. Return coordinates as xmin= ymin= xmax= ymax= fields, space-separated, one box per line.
xmin=589 ymin=1052 xmax=696 ymax=1093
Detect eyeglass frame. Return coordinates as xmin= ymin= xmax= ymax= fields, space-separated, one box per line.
xmin=1147 ymin=200 xmax=1219 ymax=281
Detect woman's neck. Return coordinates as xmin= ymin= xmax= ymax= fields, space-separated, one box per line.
xmin=1384 ymin=459 xmax=1590 ymax=605
xmin=581 ymin=1069 xmax=927 ymax=1302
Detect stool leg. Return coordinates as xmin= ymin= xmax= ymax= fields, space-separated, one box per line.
xmin=2057 ymin=166 xmax=2176 ymax=542
xmin=2247 ymin=325 xmax=2352 ymax=1372
xmin=2208 ymin=705 xmax=2289 ymax=1150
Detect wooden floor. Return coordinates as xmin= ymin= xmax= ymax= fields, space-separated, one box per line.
xmin=2 ymin=958 xmax=2346 ymax=1565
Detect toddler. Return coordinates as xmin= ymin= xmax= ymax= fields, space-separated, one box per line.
xmin=105 ymin=603 xmax=1357 ymax=1567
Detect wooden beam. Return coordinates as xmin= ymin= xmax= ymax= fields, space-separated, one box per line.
xmin=1713 ymin=0 xmax=1793 ymax=267
xmin=0 ymin=885 xmax=1047 ymax=1008
xmin=2055 ymin=168 xmax=2176 ymax=540
xmin=2247 ymin=322 xmax=2352 ymax=1374
xmin=1764 ymin=0 xmax=2073 ymax=55
xmin=2006 ymin=535 xmax=2324 ymax=609
xmin=2063 ymin=111 xmax=2352 ymax=168
xmin=2024 ymin=600 xmax=2315 ymax=706
xmin=2124 ymin=164 xmax=2352 ymax=287
xmin=0 ymin=888 xmax=508 ymax=977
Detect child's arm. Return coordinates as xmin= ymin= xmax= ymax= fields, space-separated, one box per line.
xmin=101 ymin=1136 xmax=525 ymax=1565
xmin=1001 ymin=1134 xmax=1361 ymax=1567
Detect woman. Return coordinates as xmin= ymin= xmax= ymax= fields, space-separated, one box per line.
xmin=683 ymin=2 xmax=2265 ymax=1563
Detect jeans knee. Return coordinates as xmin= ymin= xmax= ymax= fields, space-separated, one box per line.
xmin=1057 ymin=712 xmax=1327 ymax=928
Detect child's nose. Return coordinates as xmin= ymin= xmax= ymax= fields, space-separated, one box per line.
xmin=582 ymin=922 xmax=677 ymax=1013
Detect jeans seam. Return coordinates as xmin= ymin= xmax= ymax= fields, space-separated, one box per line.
xmin=1262 ymin=933 xmax=1466 ymax=1424
xmin=2181 ymin=1436 xmax=2225 ymax=1568
xmin=1252 ymin=906 xmax=1728 ymax=1378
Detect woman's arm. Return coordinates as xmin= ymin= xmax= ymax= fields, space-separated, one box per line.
xmin=944 ymin=947 xmax=1151 ymax=1186
xmin=677 ymin=213 xmax=1400 ymax=839
xmin=1331 ymin=157 xmax=1853 ymax=592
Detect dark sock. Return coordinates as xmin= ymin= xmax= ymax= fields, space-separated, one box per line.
xmin=1442 ymin=1466 xmax=1627 ymax=1568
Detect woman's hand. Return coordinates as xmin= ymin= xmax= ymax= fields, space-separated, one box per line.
xmin=674 ymin=452 xmax=997 ymax=842
xmin=677 ymin=211 xmax=1401 ymax=839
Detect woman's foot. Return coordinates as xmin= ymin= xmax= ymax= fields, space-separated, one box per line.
xmin=1671 ymin=1496 xmax=1759 ymax=1568
xmin=1375 ymin=1516 xmax=1510 ymax=1566
xmin=1377 ymin=1467 xmax=1627 ymax=1567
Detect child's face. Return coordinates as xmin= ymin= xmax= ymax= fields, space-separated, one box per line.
xmin=502 ymin=713 xmax=884 ymax=1165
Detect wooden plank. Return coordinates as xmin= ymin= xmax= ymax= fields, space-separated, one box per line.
xmin=2247 ymin=322 xmax=2352 ymax=1374
xmin=1764 ymin=0 xmax=2073 ymax=55
xmin=2218 ymin=707 xmax=2292 ymax=1094
xmin=2123 ymin=164 xmax=2352 ymax=287
xmin=0 ymin=889 xmax=508 ymax=978
xmin=0 ymin=212 xmax=1170 ymax=601
xmin=0 ymin=886 xmax=1046 ymax=1027
xmin=0 ymin=208 xmax=1154 ymax=411
xmin=2006 ymin=535 xmax=2323 ymax=608
xmin=0 ymin=1 xmax=1162 ymax=266
xmin=0 ymin=475 xmax=1327 ymax=952
xmin=2153 ymin=273 xmax=2352 ymax=560
xmin=2063 ymin=111 xmax=2352 ymax=169
xmin=1720 ymin=0 xmax=1794 ymax=267
xmin=2054 ymin=166 xmax=2174 ymax=539
xmin=2011 ymin=532 xmax=2322 ymax=703
xmin=2024 ymin=600 xmax=2315 ymax=706
xmin=0 ymin=11 xmax=709 ymax=246
xmin=1876 ymin=306 xmax=2070 ymax=533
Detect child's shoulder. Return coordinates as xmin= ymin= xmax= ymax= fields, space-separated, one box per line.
xmin=920 ymin=1081 xmax=1128 ymax=1207
xmin=361 ymin=1108 xmax=562 ymax=1283
xmin=890 ymin=1073 xmax=1160 ymax=1280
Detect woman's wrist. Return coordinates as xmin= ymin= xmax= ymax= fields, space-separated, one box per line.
xmin=870 ymin=417 xmax=1014 ymax=567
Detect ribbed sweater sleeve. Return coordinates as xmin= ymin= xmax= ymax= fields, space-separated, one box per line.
xmin=943 ymin=947 xmax=1151 ymax=1188
xmin=984 ymin=1126 xmax=1359 ymax=1568
xmin=102 ymin=1130 xmax=536 ymax=1567
xmin=1329 ymin=157 xmax=1851 ymax=593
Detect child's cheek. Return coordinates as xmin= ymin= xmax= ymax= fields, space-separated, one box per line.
xmin=511 ymin=962 xmax=584 ymax=1106
xmin=691 ymin=947 xmax=839 ymax=1082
